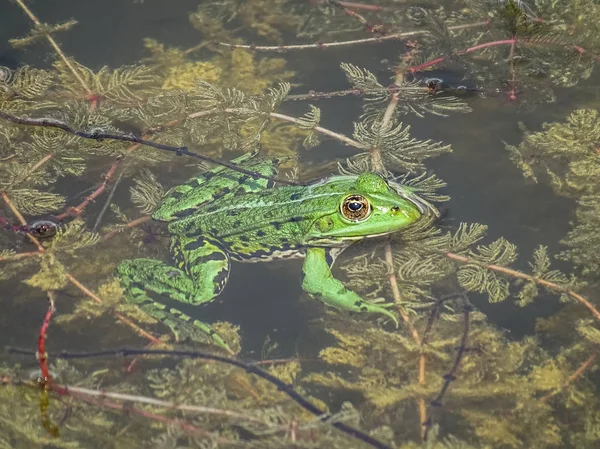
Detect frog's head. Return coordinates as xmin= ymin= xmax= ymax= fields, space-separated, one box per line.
xmin=306 ymin=172 xmax=435 ymax=245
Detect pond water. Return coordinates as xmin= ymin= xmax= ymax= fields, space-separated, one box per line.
xmin=1 ymin=1 xmax=599 ymax=448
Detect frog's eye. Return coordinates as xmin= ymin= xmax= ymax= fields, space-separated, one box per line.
xmin=340 ymin=195 xmax=371 ymax=222
xmin=29 ymin=220 xmax=59 ymax=239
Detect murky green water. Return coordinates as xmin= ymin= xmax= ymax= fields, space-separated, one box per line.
xmin=1 ymin=1 xmax=600 ymax=448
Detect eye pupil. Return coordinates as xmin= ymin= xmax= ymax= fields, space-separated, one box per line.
xmin=340 ymin=195 xmax=371 ymax=222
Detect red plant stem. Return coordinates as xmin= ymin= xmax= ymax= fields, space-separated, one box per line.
xmin=409 ymin=38 xmax=592 ymax=73
xmin=37 ymin=293 xmax=56 ymax=385
xmin=328 ymin=0 xmax=388 ymax=35
xmin=55 ymin=157 xmax=122 ymax=221
xmin=410 ymin=39 xmax=517 ymax=72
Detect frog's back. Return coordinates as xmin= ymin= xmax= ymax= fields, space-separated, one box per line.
xmin=152 ymin=153 xmax=284 ymax=222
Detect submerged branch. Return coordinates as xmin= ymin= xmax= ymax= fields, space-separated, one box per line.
xmin=0 ymin=111 xmax=304 ymax=186
xmin=10 ymin=347 xmax=394 ymax=449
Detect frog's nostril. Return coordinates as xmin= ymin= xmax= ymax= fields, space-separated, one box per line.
xmin=391 ymin=206 xmax=400 ymax=213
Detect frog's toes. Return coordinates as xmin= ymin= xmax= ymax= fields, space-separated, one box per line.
xmin=378 ymin=307 xmax=399 ymax=328
xmin=362 ymin=303 xmax=399 ymax=328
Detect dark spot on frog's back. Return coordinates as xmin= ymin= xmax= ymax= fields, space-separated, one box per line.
xmin=167 ymin=190 xmax=184 ymax=200
xmin=174 ymin=208 xmax=197 ymax=218
xmin=256 ymin=230 xmax=266 ymax=237
xmin=199 ymin=171 xmax=215 ymax=182
xmin=184 ymin=238 xmax=206 ymax=251
xmin=272 ymin=222 xmax=283 ymax=230
xmin=289 ymin=216 xmax=303 ymax=222
xmin=290 ymin=192 xmax=302 ymax=201
xmin=239 ymin=235 xmax=250 ymax=243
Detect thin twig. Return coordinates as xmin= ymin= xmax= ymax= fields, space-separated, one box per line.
xmin=13 ymin=0 xmax=93 ymax=98
xmin=444 ymin=252 xmax=600 ymax=322
xmin=0 ymin=250 xmax=43 ymax=263
xmin=1 ymin=191 xmax=45 ymax=251
xmin=92 ymin=169 xmax=124 ymax=232
xmin=409 ymin=38 xmax=592 ymax=74
xmin=327 ymin=0 xmax=391 ymax=35
xmin=55 ymin=384 xmax=270 ymax=425
xmin=28 ymin=153 xmax=53 ymax=174
xmin=55 ymin=157 xmax=123 ymax=221
xmin=218 ymin=22 xmax=489 ymax=52
xmin=540 ymin=351 xmax=600 ymax=403
xmin=102 ymin=215 xmax=151 ymax=241
xmin=219 ymin=30 xmax=427 ymax=51
xmin=63 ymin=273 xmax=162 ymax=345
xmin=366 ymin=66 xmax=428 ymax=438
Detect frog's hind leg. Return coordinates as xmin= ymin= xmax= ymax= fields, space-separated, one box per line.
xmin=301 ymin=247 xmax=399 ymax=327
xmin=116 ymin=240 xmax=232 ymax=351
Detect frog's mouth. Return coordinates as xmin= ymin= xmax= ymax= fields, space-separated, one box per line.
xmin=393 ymin=187 xmax=440 ymax=218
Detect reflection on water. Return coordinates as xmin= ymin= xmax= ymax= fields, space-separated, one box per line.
xmin=1 ymin=0 xmax=599 ymax=448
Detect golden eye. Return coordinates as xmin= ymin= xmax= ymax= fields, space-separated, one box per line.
xmin=340 ymin=195 xmax=371 ymax=222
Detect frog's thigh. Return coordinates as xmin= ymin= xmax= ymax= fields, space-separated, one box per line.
xmin=301 ymin=248 xmax=398 ymax=327
xmin=116 ymin=258 xmax=231 ymax=351
xmin=170 ymin=234 xmax=231 ymax=303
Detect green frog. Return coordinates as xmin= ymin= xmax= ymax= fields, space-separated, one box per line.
xmin=116 ymin=152 xmax=431 ymax=352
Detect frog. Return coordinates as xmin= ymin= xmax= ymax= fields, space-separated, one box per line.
xmin=407 ymin=68 xmax=482 ymax=96
xmin=115 ymin=152 xmax=431 ymax=352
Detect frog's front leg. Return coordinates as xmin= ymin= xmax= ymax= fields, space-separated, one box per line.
xmin=116 ymin=235 xmax=232 ymax=351
xmin=301 ymin=247 xmax=398 ymax=327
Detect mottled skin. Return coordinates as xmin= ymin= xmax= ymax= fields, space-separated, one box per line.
xmin=116 ymin=152 xmax=427 ymax=351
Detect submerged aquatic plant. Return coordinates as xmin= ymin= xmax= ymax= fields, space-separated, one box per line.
xmin=1 ymin=0 xmax=599 ymax=448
